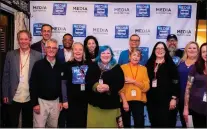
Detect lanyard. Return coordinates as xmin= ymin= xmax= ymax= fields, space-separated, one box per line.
xmin=129 ymin=64 xmax=138 ymax=80
xmin=154 ymin=60 xmax=164 ymax=79
xmin=20 ymin=49 xmax=30 ymax=75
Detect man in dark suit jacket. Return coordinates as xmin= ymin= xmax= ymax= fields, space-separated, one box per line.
xmin=2 ymin=30 xmax=41 ymax=127
xmin=56 ymin=33 xmax=73 ymax=127
xmin=31 ymin=24 xmax=53 ymax=58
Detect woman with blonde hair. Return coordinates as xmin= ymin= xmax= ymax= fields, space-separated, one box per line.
xmin=177 ymin=41 xmax=199 ymax=127
xmin=61 ymin=42 xmax=89 ymax=127
xmin=120 ymin=49 xmax=150 ymax=128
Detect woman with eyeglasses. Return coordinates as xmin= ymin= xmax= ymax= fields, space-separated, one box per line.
xmin=85 ymin=45 xmax=124 ymax=128
xmin=177 ymin=41 xmax=199 ymax=127
xmin=84 ymin=35 xmax=99 ymax=62
xmin=61 ymin=42 xmax=89 ymax=127
xmin=145 ymin=42 xmax=179 ymax=127
xmin=183 ymin=43 xmax=207 ymax=128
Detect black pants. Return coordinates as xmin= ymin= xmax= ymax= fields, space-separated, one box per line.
xmin=8 ymin=101 xmax=33 ymax=127
xmin=121 ymin=101 xmax=144 ymax=128
xmin=178 ymin=101 xmax=187 ymax=128
xmin=168 ymin=107 xmax=178 ymax=127
xmin=58 ymin=109 xmax=68 ymax=128
xmin=190 ymin=109 xmax=206 ymax=128
xmin=1 ymin=104 xmax=10 ymax=127
xmin=67 ymin=103 xmax=87 ymax=128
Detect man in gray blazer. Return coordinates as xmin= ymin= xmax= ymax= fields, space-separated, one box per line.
xmin=2 ymin=30 xmax=41 ymax=127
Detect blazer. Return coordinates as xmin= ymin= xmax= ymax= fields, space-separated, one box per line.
xmin=31 ymin=40 xmax=42 ymax=53
xmin=56 ymin=48 xmax=66 ymax=64
xmin=2 ymin=49 xmax=42 ymax=104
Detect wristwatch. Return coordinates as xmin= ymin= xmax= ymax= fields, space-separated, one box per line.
xmin=171 ymin=96 xmax=177 ymax=100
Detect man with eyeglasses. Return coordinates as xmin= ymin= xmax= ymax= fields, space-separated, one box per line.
xmin=30 ymin=39 xmax=63 ymax=127
xmin=166 ymin=34 xmax=183 ymax=65
xmin=56 ymin=33 xmax=73 ymax=127
xmin=31 ymin=24 xmax=53 ymax=58
xmin=118 ymin=34 xmax=146 ymax=65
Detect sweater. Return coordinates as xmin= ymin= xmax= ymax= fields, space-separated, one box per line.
xmin=120 ymin=64 xmax=150 ymax=103
xmin=29 ymin=57 xmax=62 ymax=107
xmin=85 ymin=62 xmax=125 ymax=109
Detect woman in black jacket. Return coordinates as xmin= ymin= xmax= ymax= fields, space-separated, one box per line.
xmin=145 ymin=42 xmax=179 ymax=127
xmin=85 ymin=45 xmax=124 ymax=128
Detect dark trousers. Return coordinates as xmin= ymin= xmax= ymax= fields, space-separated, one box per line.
xmin=121 ymin=101 xmax=144 ymax=128
xmin=58 ymin=109 xmax=68 ymax=128
xmin=8 ymin=101 xmax=33 ymax=127
xmin=1 ymin=104 xmax=10 ymax=127
xmin=67 ymin=103 xmax=87 ymax=128
xmin=178 ymin=101 xmax=187 ymax=128
xmin=168 ymin=107 xmax=178 ymax=127
xmin=190 ymin=109 xmax=206 ymax=128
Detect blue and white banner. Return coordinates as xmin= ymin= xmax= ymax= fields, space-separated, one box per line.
xmin=30 ymin=1 xmax=197 ymax=126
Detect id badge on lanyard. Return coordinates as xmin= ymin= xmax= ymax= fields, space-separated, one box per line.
xmin=203 ymin=92 xmax=207 ymax=102
xmin=81 ymin=84 xmax=85 ymax=91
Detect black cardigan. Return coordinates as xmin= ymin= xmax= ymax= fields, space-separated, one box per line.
xmin=30 ymin=58 xmax=62 ymax=107
xmin=85 ymin=62 xmax=124 ymax=109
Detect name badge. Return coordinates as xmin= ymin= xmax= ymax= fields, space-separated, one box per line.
xmin=81 ymin=84 xmax=85 ymax=91
xmin=19 ymin=75 xmax=24 ymax=83
xmin=203 ymin=92 xmax=206 ymax=102
xmin=131 ymin=90 xmax=136 ymax=97
xmin=152 ymin=79 xmax=157 ymax=88
xmin=99 ymin=79 xmax=103 ymax=85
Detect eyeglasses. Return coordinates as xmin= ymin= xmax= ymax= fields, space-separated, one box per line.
xmin=155 ymin=48 xmax=165 ymax=51
xmin=130 ymin=39 xmax=140 ymax=42
xmin=46 ymin=46 xmax=58 ymax=50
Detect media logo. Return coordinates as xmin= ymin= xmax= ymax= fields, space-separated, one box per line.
xmin=93 ymin=28 xmax=108 ymax=35
xmin=115 ymin=25 xmax=129 ymax=38
xmin=114 ymin=8 xmax=130 ymax=15
xmin=33 ymin=6 xmax=47 ymax=12
xmin=178 ymin=5 xmax=192 ymax=18
xmin=136 ymin=4 xmax=150 ymax=17
xmin=33 ymin=23 xmax=45 ymax=36
xmin=72 ymin=6 xmax=88 ymax=13
xmin=73 ymin=24 xmax=86 ymax=37
xmin=156 ymin=8 xmax=171 ymax=14
xmin=177 ymin=29 xmax=191 ymax=36
xmin=52 ymin=27 xmax=67 ymax=33
xmin=53 ymin=3 xmax=67 ymax=15
xmin=94 ymin=4 xmax=108 ymax=17
xmin=135 ymin=29 xmax=150 ymax=35
xmin=156 ymin=26 xmax=171 ymax=39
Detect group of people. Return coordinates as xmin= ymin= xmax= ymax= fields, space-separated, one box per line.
xmin=1 ymin=24 xmax=207 ymax=128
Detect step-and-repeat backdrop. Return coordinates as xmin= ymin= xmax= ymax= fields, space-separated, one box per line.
xmin=30 ymin=1 xmax=197 ymax=126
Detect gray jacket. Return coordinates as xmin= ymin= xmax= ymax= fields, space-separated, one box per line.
xmin=2 ymin=49 xmax=41 ymax=104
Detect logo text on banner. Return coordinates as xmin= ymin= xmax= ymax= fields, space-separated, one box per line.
xmin=73 ymin=6 xmax=88 ymax=13
xmin=156 ymin=8 xmax=171 ymax=14
xmin=177 ymin=29 xmax=192 ymax=36
xmin=114 ymin=7 xmax=130 ymax=15
xmin=115 ymin=25 xmax=129 ymax=38
xmin=53 ymin=27 xmax=67 ymax=33
xmin=33 ymin=23 xmax=45 ymax=36
xmin=94 ymin=4 xmax=108 ymax=17
xmin=73 ymin=24 xmax=87 ymax=37
xmin=93 ymin=28 xmax=108 ymax=35
xmin=136 ymin=4 xmax=150 ymax=17
xmin=178 ymin=5 xmax=192 ymax=18
xmin=53 ymin=3 xmax=67 ymax=15
xmin=135 ymin=28 xmax=151 ymax=35
xmin=156 ymin=26 xmax=171 ymax=39
xmin=32 ymin=6 xmax=47 ymax=12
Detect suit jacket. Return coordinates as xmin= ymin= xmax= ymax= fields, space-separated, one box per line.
xmin=2 ymin=49 xmax=42 ymax=104
xmin=31 ymin=40 xmax=42 ymax=53
xmin=56 ymin=48 xmax=66 ymax=64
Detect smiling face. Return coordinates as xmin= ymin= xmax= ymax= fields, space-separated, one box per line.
xmin=18 ymin=32 xmax=31 ymax=50
xmin=201 ymin=45 xmax=207 ymax=62
xmin=186 ymin=43 xmax=198 ymax=59
xmin=41 ymin=25 xmax=52 ymax=41
xmin=100 ymin=48 xmax=112 ymax=64
xmin=129 ymin=35 xmax=140 ymax=49
xmin=87 ymin=39 xmax=96 ymax=53
xmin=45 ymin=41 xmax=58 ymax=58
xmin=155 ymin=43 xmax=166 ymax=58
xmin=73 ymin=43 xmax=84 ymax=61
xmin=63 ymin=35 xmax=73 ymax=49
xmin=130 ymin=51 xmax=141 ymax=65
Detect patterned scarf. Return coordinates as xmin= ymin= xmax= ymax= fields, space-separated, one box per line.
xmin=98 ymin=62 xmax=115 ymax=72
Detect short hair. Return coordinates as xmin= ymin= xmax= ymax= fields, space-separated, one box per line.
xmin=180 ymin=41 xmax=199 ymax=62
xmin=45 ymin=38 xmax=58 ymax=48
xmin=63 ymin=33 xmax=73 ymax=39
xmin=41 ymin=24 xmax=53 ymax=31
xmin=95 ymin=45 xmax=116 ymax=66
xmin=17 ymin=30 xmax=32 ymax=40
xmin=70 ymin=42 xmax=86 ymax=61
xmin=129 ymin=48 xmax=142 ymax=61
xmin=129 ymin=34 xmax=140 ymax=40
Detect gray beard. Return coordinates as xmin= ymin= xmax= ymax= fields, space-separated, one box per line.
xmin=168 ymin=47 xmax=176 ymax=57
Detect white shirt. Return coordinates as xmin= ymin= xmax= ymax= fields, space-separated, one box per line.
xmin=64 ymin=48 xmax=72 ymax=62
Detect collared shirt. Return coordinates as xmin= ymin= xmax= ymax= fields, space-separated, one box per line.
xmin=64 ymin=48 xmax=72 ymax=62
xmin=41 ymin=40 xmax=46 ymax=58
xmin=13 ymin=49 xmax=30 ymax=103
xmin=47 ymin=57 xmax=56 ymax=68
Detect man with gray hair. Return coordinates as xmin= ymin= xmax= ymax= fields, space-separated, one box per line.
xmin=30 ymin=38 xmax=63 ymax=127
